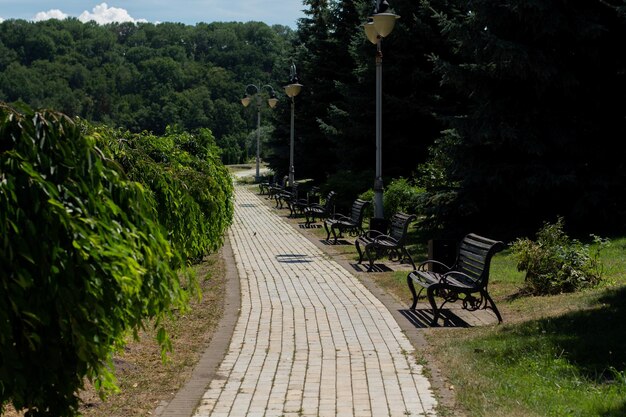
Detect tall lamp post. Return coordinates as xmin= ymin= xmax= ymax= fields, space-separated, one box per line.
xmin=283 ymin=63 xmax=302 ymax=187
xmin=241 ymin=84 xmax=278 ymax=182
xmin=363 ymin=0 xmax=399 ymax=224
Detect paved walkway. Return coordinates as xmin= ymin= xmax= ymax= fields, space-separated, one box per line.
xmin=192 ymin=186 xmax=437 ymax=417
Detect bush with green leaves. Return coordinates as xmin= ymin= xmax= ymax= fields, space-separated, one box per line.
xmin=94 ymin=125 xmax=234 ymax=264
xmin=358 ymin=177 xmax=425 ymax=219
xmin=511 ymin=218 xmax=608 ymax=295
xmin=0 ymin=103 xmax=191 ymax=416
xmin=382 ymin=177 xmax=425 ymax=216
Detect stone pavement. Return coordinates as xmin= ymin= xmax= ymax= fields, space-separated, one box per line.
xmin=192 ymin=186 xmax=437 ymax=417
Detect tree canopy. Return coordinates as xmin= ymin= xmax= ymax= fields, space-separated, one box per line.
xmin=3 ymin=0 xmax=626 ymax=237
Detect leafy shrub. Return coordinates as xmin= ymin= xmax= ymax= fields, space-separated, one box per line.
xmin=383 ymin=177 xmax=425 ymax=216
xmin=0 ymin=104 xmax=187 ymax=416
xmin=511 ymin=218 xmax=608 ymax=295
xmin=358 ymin=177 xmax=425 ymax=218
xmin=94 ymin=125 xmax=233 ymax=264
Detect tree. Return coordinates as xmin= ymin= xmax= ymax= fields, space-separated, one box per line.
xmin=0 ymin=104 xmax=186 ymax=416
xmin=422 ymin=0 xmax=626 ymax=239
xmin=304 ymin=0 xmax=449 ymax=206
xmin=0 ymin=19 xmax=289 ymax=163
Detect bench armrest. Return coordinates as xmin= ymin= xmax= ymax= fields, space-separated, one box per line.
xmin=416 ymin=259 xmax=452 ymax=272
xmin=360 ymin=230 xmax=384 ymax=239
xmin=328 ymin=213 xmax=351 ymax=221
xmin=373 ymin=234 xmax=398 ymax=244
xmin=441 ymin=270 xmax=478 ymax=286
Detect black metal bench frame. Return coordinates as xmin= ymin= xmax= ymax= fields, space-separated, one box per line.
xmin=355 ymin=212 xmax=416 ymax=271
xmin=267 ymin=175 xmax=289 ymax=203
xmin=259 ymin=173 xmax=278 ymax=195
xmin=407 ymin=233 xmax=504 ymax=325
xmin=304 ymin=191 xmax=336 ymax=226
xmin=323 ymin=199 xmax=370 ymax=243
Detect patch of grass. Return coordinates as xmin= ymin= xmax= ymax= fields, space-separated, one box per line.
xmin=355 ymin=233 xmax=626 ymax=416
xmin=424 ymin=238 xmax=626 ymax=417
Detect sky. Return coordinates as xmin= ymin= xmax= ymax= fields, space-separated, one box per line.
xmin=0 ymin=1 xmax=305 ymax=28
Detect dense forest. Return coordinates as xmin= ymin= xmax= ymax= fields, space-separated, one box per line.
xmin=2 ymin=0 xmax=626 ymax=239
xmin=0 ymin=18 xmax=293 ymax=165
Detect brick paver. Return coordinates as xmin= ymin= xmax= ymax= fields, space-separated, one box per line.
xmin=193 ymin=186 xmax=437 ymax=417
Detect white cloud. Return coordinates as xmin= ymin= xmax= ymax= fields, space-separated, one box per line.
xmin=78 ymin=3 xmax=147 ymax=24
xmin=33 ymin=9 xmax=69 ymax=21
xmin=0 ymin=17 xmax=4 ymax=23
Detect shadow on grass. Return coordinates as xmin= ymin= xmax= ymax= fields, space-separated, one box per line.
xmin=320 ymin=239 xmax=352 ymax=246
xmin=298 ymin=223 xmax=322 ymax=229
xmin=491 ymin=286 xmax=626 ymax=415
xmin=528 ymin=287 xmax=626 ymax=382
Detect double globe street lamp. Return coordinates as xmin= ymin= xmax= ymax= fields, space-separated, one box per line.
xmin=241 ymin=84 xmax=279 ymax=182
xmin=284 ymin=63 xmax=303 ymax=187
xmin=363 ymin=0 xmax=399 ymax=225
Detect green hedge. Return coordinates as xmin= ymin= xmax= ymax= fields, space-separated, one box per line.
xmin=94 ymin=125 xmax=234 ymax=264
xmin=0 ymin=104 xmax=233 ymax=416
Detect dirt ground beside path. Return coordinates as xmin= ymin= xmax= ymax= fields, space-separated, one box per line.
xmin=2 ymin=252 xmax=227 ymax=417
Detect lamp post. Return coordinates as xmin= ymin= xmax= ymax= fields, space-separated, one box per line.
xmin=283 ymin=63 xmax=302 ymax=187
xmin=363 ymin=0 xmax=399 ymax=223
xmin=241 ymin=84 xmax=278 ymax=182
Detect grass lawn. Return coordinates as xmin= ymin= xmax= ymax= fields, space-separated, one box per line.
xmin=378 ymin=234 xmax=626 ymax=417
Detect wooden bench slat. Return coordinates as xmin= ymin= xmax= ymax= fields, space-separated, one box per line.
xmin=355 ymin=212 xmax=416 ymax=271
xmin=323 ymin=199 xmax=370 ymax=243
xmin=407 ymin=233 xmax=504 ymax=325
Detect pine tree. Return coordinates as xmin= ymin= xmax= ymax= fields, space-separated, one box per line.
xmin=423 ymin=0 xmax=626 ymax=238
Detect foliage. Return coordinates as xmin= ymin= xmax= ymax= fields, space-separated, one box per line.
xmin=324 ymin=168 xmax=373 ymax=212
xmin=357 ymin=177 xmax=425 ymax=219
xmin=382 ymin=177 xmax=425 ymax=216
xmin=0 ymin=19 xmax=291 ymax=164
xmin=511 ymin=218 xmax=608 ymax=295
xmin=0 ymin=104 xmax=187 ymax=416
xmin=5 ymin=0 xmax=626 ymax=245
xmin=421 ymin=0 xmax=626 ymax=238
xmin=300 ymin=0 xmax=446 ymax=185
xmin=94 ymin=125 xmax=234 ymax=264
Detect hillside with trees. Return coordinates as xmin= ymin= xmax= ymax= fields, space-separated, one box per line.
xmin=0 ymin=18 xmax=292 ymax=164
xmin=3 ymin=0 xmax=626 ymax=239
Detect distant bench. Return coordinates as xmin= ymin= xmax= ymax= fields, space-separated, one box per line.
xmin=355 ymin=212 xmax=416 ymax=271
xmin=324 ymin=199 xmax=370 ymax=243
xmin=407 ymin=233 xmax=504 ymax=325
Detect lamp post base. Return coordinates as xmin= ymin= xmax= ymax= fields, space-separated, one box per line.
xmin=369 ymin=217 xmax=389 ymax=234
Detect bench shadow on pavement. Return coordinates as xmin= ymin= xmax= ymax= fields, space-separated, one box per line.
xmin=320 ymin=239 xmax=352 ymax=246
xmin=350 ymin=263 xmax=393 ymax=273
xmin=275 ymin=254 xmax=312 ymax=263
xmin=400 ymin=308 xmax=470 ymax=328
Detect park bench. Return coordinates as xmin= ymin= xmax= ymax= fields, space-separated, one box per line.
xmin=267 ymin=175 xmax=288 ymax=202
xmin=304 ymin=190 xmax=336 ymax=226
xmin=275 ymin=181 xmax=298 ymax=209
xmin=355 ymin=212 xmax=416 ymax=271
xmin=407 ymin=233 xmax=504 ymax=325
xmin=258 ymin=173 xmax=278 ymax=195
xmin=323 ymin=199 xmax=370 ymax=243
xmin=284 ymin=182 xmax=308 ymax=216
